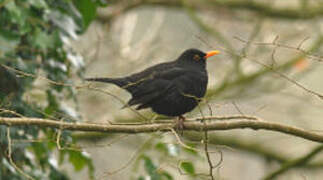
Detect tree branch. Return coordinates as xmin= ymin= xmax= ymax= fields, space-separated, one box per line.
xmin=1 ymin=116 xmax=323 ymax=143
xmin=97 ymin=0 xmax=323 ymax=22
xmin=264 ymin=145 xmax=323 ymax=180
xmin=186 ymin=133 xmax=323 ymax=169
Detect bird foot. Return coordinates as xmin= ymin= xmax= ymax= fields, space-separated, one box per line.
xmin=175 ymin=116 xmax=185 ymax=135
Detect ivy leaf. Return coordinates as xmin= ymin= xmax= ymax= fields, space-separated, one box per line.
xmin=67 ymin=150 xmax=94 ymax=179
xmin=68 ymin=151 xmax=87 ymax=171
xmin=96 ymin=0 xmax=108 ymax=7
xmin=31 ymin=28 xmax=61 ymax=50
xmin=31 ymin=143 xmax=49 ymax=168
xmin=180 ymin=161 xmax=195 ymax=175
xmin=138 ymin=176 xmax=145 ymax=180
xmin=155 ymin=142 xmax=168 ymax=153
xmin=182 ymin=142 xmax=198 ymax=155
xmin=142 ymin=156 xmax=157 ymax=175
xmin=0 ymin=34 xmax=19 ymax=54
xmin=29 ymin=0 xmax=48 ymax=9
xmin=73 ymin=0 xmax=97 ymax=31
xmin=160 ymin=172 xmax=173 ymax=180
xmin=0 ymin=0 xmax=88 ymax=178
xmin=44 ymin=90 xmax=59 ymax=115
xmin=0 ymin=28 xmax=20 ymax=41
xmin=5 ymin=1 xmax=25 ymax=25
xmin=5 ymin=1 xmax=30 ymax=34
xmin=141 ymin=156 xmax=163 ymax=180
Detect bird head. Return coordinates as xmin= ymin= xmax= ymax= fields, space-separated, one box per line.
xmin=177 ymin=48 xmax=220 ymax=67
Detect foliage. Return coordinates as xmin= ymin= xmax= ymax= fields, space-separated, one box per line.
xmin=0 ymin=0 xmax=106 ymax=179
xmin=130 ymin=137 xmax=200 ymax=180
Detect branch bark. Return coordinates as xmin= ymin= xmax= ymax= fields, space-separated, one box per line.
xmin=264 ymin=145 xmax=323 ymax=180
xmin=1 ymin=116 xmax=323 ymax=143
xmin=97 ymin=0 xmax=323 ymax=22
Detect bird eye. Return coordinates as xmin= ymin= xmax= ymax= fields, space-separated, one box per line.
xmin=193 ymin=54 xmax=201 ymax=61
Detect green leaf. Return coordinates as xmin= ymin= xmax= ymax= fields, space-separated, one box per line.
xmin=155 ymin=142 xmax=168 ymax=153
xmin=160 ymin=172 xmax=173 ymax=180
xmin=138 ymin=176 xmax=145 ymax=180
xmin=68 ymin=151 xmax=88 ymax=171
xmin=0 ymin=0 xmax=87 ymax=178
xmin=29 ymin=0 xmax=48 ymax=9
xmin=44 ymin=90 xmax=59 ymax=115
xmin=31 ymin=143 xmax=49 ymax=168
xmin=31 ymin=28 xmax=61 ymax=50
xmin=58 ymin=149 xmax=67 ymax=165
xmin=183 ymin=142 xmax=198 ymax=155
xmin=180 ymin=161 xmax=195 ymax=175
xmin=4 ymin=1 xmax=31 ymax=34
xmin=142 ymin=156 xmax=157 ymax=175
xmin=5 ymin=1 xmax=25 ymax=25
xmin=96 ymin=0 xmax=108 ymax=7
xmin=0 ymin=28 xmax=20 ymax=41
xmin=141 ymin=156 xmax=162 ymax=180
xmin=67 ymin=150 xmax=94 ymax=179
xmin=47 ymin=141 xmax=57 ymax=150
xmin=73 ymin=0 xmax=97 ymax=31
xmin=0 ymin=34 xmax=19 ymax=55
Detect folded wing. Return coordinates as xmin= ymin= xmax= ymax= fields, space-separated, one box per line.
xmin=124 ymin=67 xmax=189 ymax=109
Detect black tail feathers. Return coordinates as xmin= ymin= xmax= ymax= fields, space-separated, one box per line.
xmin=85 ymin=77 xmax=128 ymax=87
xmin=85 ymin=77 xmax=115 ymax=83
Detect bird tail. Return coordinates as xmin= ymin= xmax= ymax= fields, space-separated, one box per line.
xmin=85 ymin=77 xmax=128 ymax=87
xmin=85 ymin=77 xmax=115 ymax=83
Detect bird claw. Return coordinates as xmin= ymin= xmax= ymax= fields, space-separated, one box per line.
xmin=175 ymin=116 xmax=185 ymax=135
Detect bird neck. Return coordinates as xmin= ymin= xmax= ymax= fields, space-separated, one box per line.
xmin=176 ymin=60 xmax=206 ymax=70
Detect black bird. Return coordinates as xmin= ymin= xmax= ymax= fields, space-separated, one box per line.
xmin=86 ymin=48 xmax=219 ymax=126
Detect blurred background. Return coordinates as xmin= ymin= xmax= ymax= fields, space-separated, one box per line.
xmin=1 ymin=0 xmax=323 ymax=180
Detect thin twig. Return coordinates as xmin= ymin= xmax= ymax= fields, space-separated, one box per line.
xmin=7 ymin=127 xmax=35 ymax=180
xmin=234 ymin=36 xmax=323 ymax=62
xmin=1 ymin=64 xmax=150 ymax=121
xmin=169 ymin=128 xmax=200 ymax=153
xmin=232 ymin=101 xmax=244 ymax=115
xmin=224 ymin=37 xmax=323 ymax=100
xmin=204 ymin=130 xmax=215 ymax=180
xmin=248 ymin=55 xmax=323 ymax=100
xmin=99 ymin=135 xmax=154 ymax=178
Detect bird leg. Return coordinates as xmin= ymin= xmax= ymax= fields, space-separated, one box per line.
xmin=175 ymin=115 xmax=185 ymax=135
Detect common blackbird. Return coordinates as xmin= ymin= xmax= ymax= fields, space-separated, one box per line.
xmin=86 ymin=48 xmax=219 ymax=125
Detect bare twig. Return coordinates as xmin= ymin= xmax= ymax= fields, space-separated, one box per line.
xmin=0 ymin=109 xmax=25 ymax=118
xmin=99 ymin=135 xmax=154 ymax=178
xmin=232 ymin=101 xmax=244 ymax=115
xmin=1 ymin=64 xmax=150 ymax=121
xmin=79 ymin=134 xmax=131 ymax=149
xmin=56 ymin=128 xmax=63 ymax=150
xmin=7 ymin=127 xmax=35 ymax=180
xmin=1 ymin=64 xmax=77 ymax=87
xmin=203 ymin=130 xmax=215 ymax=180
xmin=225 ymin=37 xmax=323 ymax=100
xmin=234 ymin=36 xmax=323 ymax=63
xmin=247 ymin=55 xmax=323 ymax=100
xmin=169 ymin=128 xmax=200 ymax=153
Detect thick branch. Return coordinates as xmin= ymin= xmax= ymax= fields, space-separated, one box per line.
xmin=97 ymin=0 xmax=323 ymax=22
xmin=1 ymin=116 xmax=323 ymax=143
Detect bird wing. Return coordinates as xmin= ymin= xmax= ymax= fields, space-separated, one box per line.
xmin=125 ymin=67 xmax=190 ymax=109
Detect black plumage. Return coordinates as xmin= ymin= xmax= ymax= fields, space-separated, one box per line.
xmin=86 ymin=48 xmax=219 ymax=117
